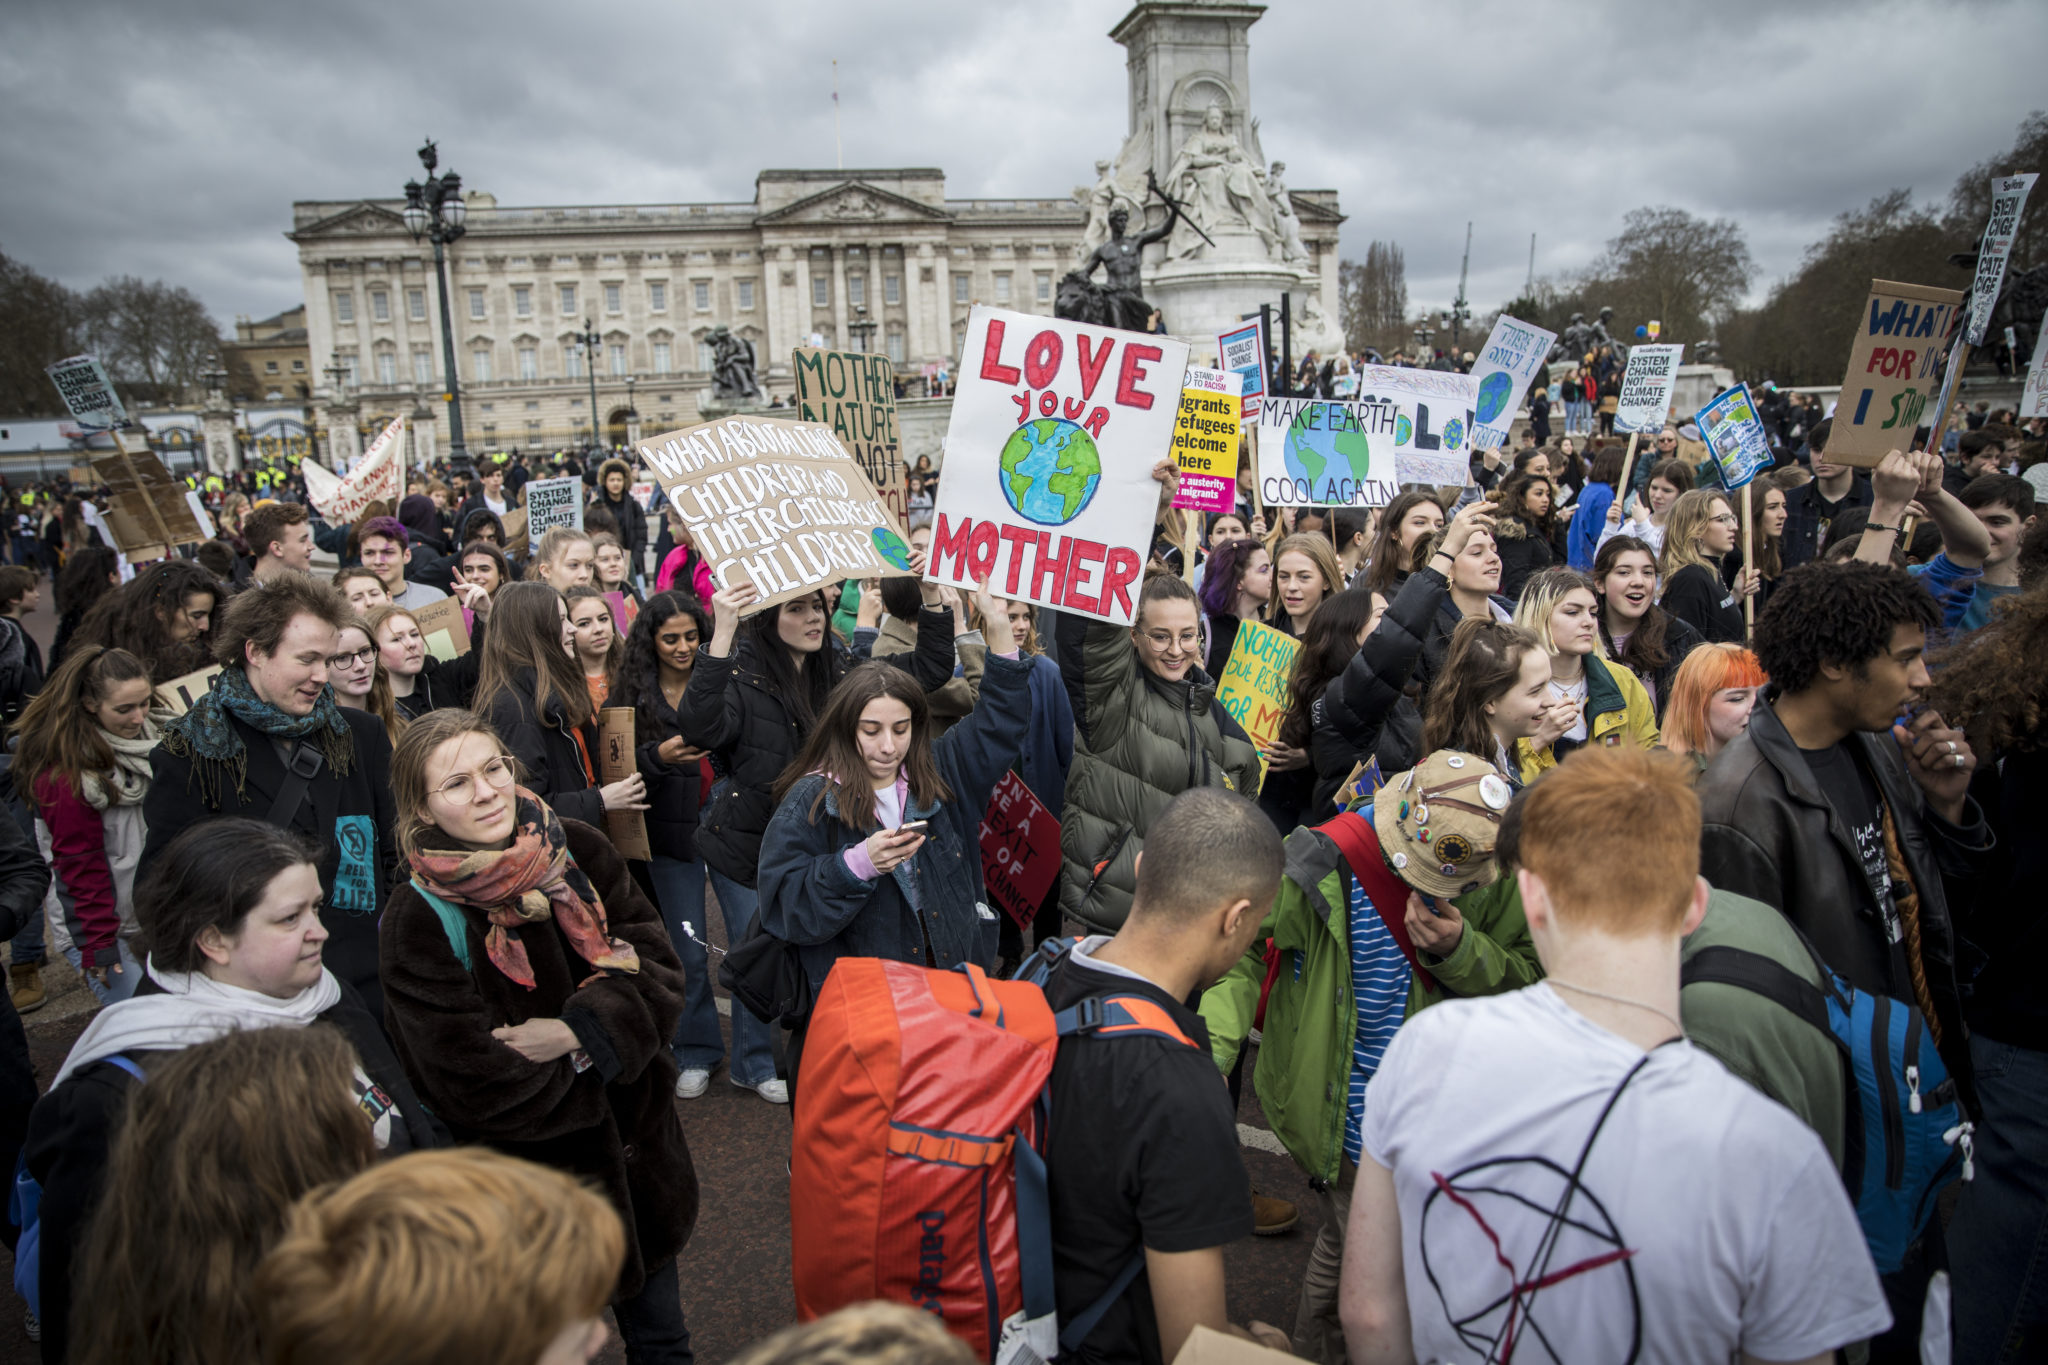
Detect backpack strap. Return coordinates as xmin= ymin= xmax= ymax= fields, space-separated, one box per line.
xmin=408 ymin=880 xmax=474 ymax=972
xmin=1053 ymin=995 xmax=1198 ymax=1049
xmin=265 ymin=739 xmax=325 ymax=829
xmin=1058 ymin=1252 xmax=1149 ymax=1354
xmin=101 ymin=1054 xmax=147 ymax=1084
xmin=1681 ymin=945 xmax=1841 ymax=1046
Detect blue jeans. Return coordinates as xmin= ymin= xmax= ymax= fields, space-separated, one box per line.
xmin=63 ymin=938 xmax=141 ymax=1005
xmin=647 ymin=855 xmax=776 ymax=1086
xmin=1948 ymin=1032 xmax=2048 ymax=1362
xmin=9 ymin=901 xmax=44 ymax=967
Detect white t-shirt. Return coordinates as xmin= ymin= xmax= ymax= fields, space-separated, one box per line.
xmin=1363 ymin=985 xmax=1889 ymax=1365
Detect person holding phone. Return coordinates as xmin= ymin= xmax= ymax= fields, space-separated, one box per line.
xmin=755 ymin=580 xmax=1029 ymax=1097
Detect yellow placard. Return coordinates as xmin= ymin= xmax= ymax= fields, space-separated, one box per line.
xmin=1214 ymin=619 xmax=1299 ymax=782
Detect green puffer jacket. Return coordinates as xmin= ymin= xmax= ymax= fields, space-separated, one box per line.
xmin=1055 ymin=614 xmax=1262 ymax=931
xmin=1198 ymin=819 xmax=1541 ymax=1185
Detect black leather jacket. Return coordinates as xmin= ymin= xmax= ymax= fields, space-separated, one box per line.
xmin=1697 ymin=701 xmax=1994 ymax=1106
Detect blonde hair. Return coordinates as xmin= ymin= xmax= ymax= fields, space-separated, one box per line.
xmin=389 ymin=708 xmax=514 ymax=863
xmin=526 ymin=526 xmax=595 ymax=585
xmin=1511 ymin=567 xmax=1601 ymax=658
xmin=334 ymin=615 xmax=402 ymax=746
xmin=728 ymin=1303 xmax=977 ymax=1365
xmin=253 ymin=1149 xmax=623 ymax=1365
xmin=1659 ymin=488 xmax=1732 ymax=582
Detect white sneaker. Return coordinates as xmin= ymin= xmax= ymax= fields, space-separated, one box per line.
xmin=737 ymin=1076 xmax=790 ymax=1105
xmin=675 ymin=1068 xmax=711 ymax=1100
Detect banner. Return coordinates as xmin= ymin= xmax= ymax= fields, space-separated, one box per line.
xmin=793 ymin=347 xmax=906 ymax=528
xmin=1217 ymin=319 xmax=1268 ymax=421
xmin=977 ymin=771 xmax=1062 ymax=930
xmin=927 ymin=306 xmax=1188 ymax=626
xmin=411 ymin=596 xmax=472 ymax=661
xmin=1965 ymin=174 xmax=2039 ymax=346
xmin=597 ymin=709 xmax=651 ymax=860
xmin=524 ymin=476 xmax=584 ymax=534
xmin=1694 ymin=384 xmax=1772 ymax=490
xmin=2021 ymin=307 xmax=2048 ymax=420
xmin=45 ymin=354 xmax=125 ymax=431
xmin=1169 ymin=367 xmax=1241 ymax=516
xmin=1253 ymin=363 xmax=1481 ymax=506
xmin=1215 ymin=620 xmax=1299 ymax=781
xmin=1831 ymin=279 xmax=1965 ymax=468
xmin=1469 ymin=316 xmax=1558 ymax=451
xmin=300 ymin=416 xmax=403 ymax=525
xmin=636 ymin=411 xmax=914 ymax=615
xmin=1353 ymin=364 xmax=1481 ymax=486
xmin=1612 ymin=344 xmax=1686 ymax=434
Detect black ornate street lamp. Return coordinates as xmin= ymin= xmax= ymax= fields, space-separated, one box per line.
xmin=848 ymin=304 xmax=878 ymax=354
xmin=570 ymin=318 xmax=603 ymax=455
xmin=403 ymin=139 xmax=471 ymax=477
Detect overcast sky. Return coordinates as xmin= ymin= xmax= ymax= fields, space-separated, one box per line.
xmin=2 ymin=0 xmax=2041 ymax=334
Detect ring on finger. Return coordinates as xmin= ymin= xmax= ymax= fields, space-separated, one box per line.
xmin=1954 ymin=753 xmax=1965 ymax=767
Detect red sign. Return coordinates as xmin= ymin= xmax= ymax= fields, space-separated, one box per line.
xmin=978 ymin=771 xmax=1062 ymax=929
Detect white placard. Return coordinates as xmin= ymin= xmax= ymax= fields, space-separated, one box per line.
xmin=45 ymin=354 xmax=125 ymax=431
xmin=2021 ymin=307 xmax=2048 ymax=420
xmin=1612 ymin=344 xmax=1687 ymax=434
xmin=300 ymin=416 xmax=403 ymax=524
xmin=1966 ymin=174 xmax=2039 ymax=347
xmin=1468 ymin=316 xmax=1558 ymax=451
xmin=524 ymin=476 xmax=585 ymax=534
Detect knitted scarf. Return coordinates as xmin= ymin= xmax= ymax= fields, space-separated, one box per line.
xmin=159 ymin=665 xmax=355 ymax=806
xmin=80 ymin=721 xmax=158 ymax=811
xmin=407 ymin=788 xmax=640 ymax=989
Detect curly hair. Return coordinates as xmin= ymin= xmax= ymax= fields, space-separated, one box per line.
xmin=1497 ymin=471 xmax=1560 ymax=543
xmin=1753 ymin=561 xmax=1938 ymax=695
xmin=73 ymin=559 xmax=222 ymax=680
xmin=1925 ymin=588 xmax=2048 ymax=754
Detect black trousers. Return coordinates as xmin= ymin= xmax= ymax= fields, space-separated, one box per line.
xmin=613 ymin=1256 xmax=692 ymax=1365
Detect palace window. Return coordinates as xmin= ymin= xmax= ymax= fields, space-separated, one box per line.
xmin=412 ymin=349 xmax=432 ymax=384
xmin=694 ymin=281 xmax=711 ymax=311
xmin=994 ymin=273 xmax=1012 ymax=303
xmin=407 ymin=289 xmax=426 ymax=320
xmin=649 ymin=281 xmax=667 ymax=311
xmin=471 ymin=348 xmax=492 ymax=382
xmin=736 ymin=280 xmax=756 ymax=311
xmin=376 ymin=352 xmax=397 ymax=385
xmin=953 ymin=276 xmax=969 ymax=303
xmin=813 ymin=277 xmax=829 ymax=307
xmin=652 ymin=342 xmax=672 ymax=375
xmin=514 ymin=286 xmax=531 ymax=317
xmin=518 ymin=346 xmax=538 ymax=381
xmin=605 ymin=284 xmax=622 ymax=314
xmin=468 ymin=289 xmax=486 ymax=319
xmin=609 ymin=343 xmax=627 ymax=376
xmin=560 ymin=284 xmax=577 ymax=316
xmin=885 ymin=274 xmax=901 ymax=305
xmin=371 ymin=291 xmax=390 ymax=321
xmin=849 ymin=276 xmax=866 ymax=307
xmin=332 ymin=291 xmax=354 ymax=323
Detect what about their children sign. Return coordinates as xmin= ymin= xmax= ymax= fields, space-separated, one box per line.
xmin=927 ymin=306 xmax=1189 ymax=627
xmin=1830 ymin=279 xmax=1966 ymax=468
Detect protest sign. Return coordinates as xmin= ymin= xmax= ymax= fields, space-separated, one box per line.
xmin=1217 ymin=319 xmax=1268 ymax=421
xmin=45 ymin=354 xmax=126 ymax=431
xmin=604 ymin=590 xmax=639 ymax=634
xmin=597 ymin=709 xmax=651 ymax=860
xmin=1965 ymin=174 xmax=2038 ymax=346
xmin=1469 ymin=316 xmax=1558 ymax=451
xmin=1253 ymin=363 xmax=1481 ymax=506
xmin=1215 ymin=620 xmax=1299 ymax=781
xmin=636 ymin=411 xmax=914 ymax=615
xmin=630 ymin=479 xmax=657 ymax=510
xmin=300 ymin=415 xmax=403 ymax=525
xmin=410 ymin=596 xmax=471 ymax=661
xmin=501 ymin=507 xmax=530 ymax=557
xmin=977 ymin=771 xmax=1062 ymax=930
xmin=2021 ymin=307 xmax=2048 ymax=420
xmin=1612 ymin=344 xmax=1686 ymax=434
xmin=1694 ymin=384 xmax=1772 ymax=490
xmin=1830 ymin=279 xmax=1966 ymax=468
xmin=1169 ymin=367 xmax=1241 ymax=516
xmin=524 ymin=476 xmax=584 ymax=534
xmin=68 ymin=465 xmax=94 ymax=487
xmin=155 ymin=665 xmax=222 ymax=716
xmin=793 ymin=347 xmax=906 ymax=528
xmin=90 ymin=431 xmax=207 ymax=558
xmin=926 ymin=306 xmax=1189 ymax=626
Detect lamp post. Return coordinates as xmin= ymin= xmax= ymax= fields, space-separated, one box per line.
xmin=402 ymin=140 xmax=471 ymax=478
xmin=847 ymin=304 xmax=878 ymax=354
xmin=623 ymin=374 xmax=638 ymax=446
xmin=569 ymin=318 xmax=604 ymax=455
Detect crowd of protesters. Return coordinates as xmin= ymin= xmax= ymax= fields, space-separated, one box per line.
xmin=0 ymin=378 xmax=2035 ymax=1365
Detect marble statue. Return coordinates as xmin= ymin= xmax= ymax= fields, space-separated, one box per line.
xmin=1264 ymin=161 xmax=1310 ymax=266
xmin=1164 ymin=105 xmax=1279 ymax=261
xmin=709 ymin=325 xmax=761 ymax=401
xmin=1075 ymin=158 xmax=1142 ymax=264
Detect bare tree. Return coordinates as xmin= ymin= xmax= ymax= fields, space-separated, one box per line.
xmin=1341 ymin=241 xmax=1409 ymax=353
xmin=1945 ymin=110 xmax=2048 ymax=273
xmin=80 ymin=276 xmax=223 ymax=406
xmin=0 ymin=250 xmax=85 ymax=416
xmin=1577 ymin=207 xmax=1754 ymax=350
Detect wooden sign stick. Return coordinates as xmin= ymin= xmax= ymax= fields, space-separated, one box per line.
xmin=1741 ymin=480 xmax=1756 ymax=637
xmin=1613 ymin=431 xmax=1643 ymax=512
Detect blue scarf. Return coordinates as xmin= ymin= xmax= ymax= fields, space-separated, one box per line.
xmin=161 ymin=665 xmax=356 ymax=806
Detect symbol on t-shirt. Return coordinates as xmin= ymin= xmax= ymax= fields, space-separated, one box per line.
xmin=1422 ymin=1160 xmax=1639 ymax=1363
xmin=330 ymin=814 xmax=377 ymax=915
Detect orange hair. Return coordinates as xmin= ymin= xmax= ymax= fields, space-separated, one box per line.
xmin=1663 ymin=644 xmax=1768 ymax=758
xmin=1519 ymin=747 xmax=1700 ymax=937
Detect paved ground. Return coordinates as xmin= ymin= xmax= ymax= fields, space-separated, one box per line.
xmin=0 ymin=576 xmax=1324 ymax=1364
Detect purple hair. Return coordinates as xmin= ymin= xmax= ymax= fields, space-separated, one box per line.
xmin=1199 ymin=538 xmax=1263 ymax=616
xmin=357 ymin=515 xmax=408 ymax=547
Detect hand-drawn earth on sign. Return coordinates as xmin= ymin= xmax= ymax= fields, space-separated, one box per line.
xmin=870 ymin=526 xmax=913 ymax=569
xmin=1000 ymin=418 xmax=1101 ymax=526
xmin=1475 ymin=370 xmax=1514 ymax=426
xmin=1283 ymin=410 xmax=1378 ymax=504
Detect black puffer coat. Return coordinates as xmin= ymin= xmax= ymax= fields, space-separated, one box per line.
xmin=1312 ymin=564 xmax=1452 ymax=811
xmin=679 ymin=607 xmax=956 ymax=888
xmin=1492 ymin=512 xmax=1561 ymax=603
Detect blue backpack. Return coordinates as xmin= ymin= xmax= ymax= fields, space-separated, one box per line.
xmin=1682 ymin=936 xmax=1973 ymax=1273
xmin=10 ymin=1054 xmax=148 ymax=1317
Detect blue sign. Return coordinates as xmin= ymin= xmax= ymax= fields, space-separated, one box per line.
xmin=1693 ymin=383 xmax=1772 ymax=490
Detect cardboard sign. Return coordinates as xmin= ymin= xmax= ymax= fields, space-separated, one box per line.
xmin=1171 ymin=1325 xmax=1301 ymax=1365
xmin=524 ymin=476 xmax=584 ymax=534
xmin=604 ymin=590 xmax=639 ymax=634
xmin=410 ymin=596 xmax=471 ymax=661
xmin=1215 ymin=620 xmax=1299 ymax=782
xmin=977 ymin=771 xmax=1062 ymax=930
xmin=67 ymin=465 xmax=94 ymax=487
xmin=90 ymin=433 xmax=208 ymax=557
xmin=1169 ymin=367 xmax=1241 ymax=516
xmin=1831 ymin=279 xmax=1966 ymax=468
xmin=301 ymin=416 xmax=403 ymax=524
xmin=1612 ymin=344 xmax=1687 ymax=434
xmin=927 ymin=306 xmax=1189 ymax=627
xmin=793 ymin=347 xmax=906 ymax=529
xmin=1694 ymin=384 xmax=1772 ymax=490
xmin=501 ymin=507 xmax=530 ymax=557
xmin=1469 ymin=316 xmax=1559 ymax=451
xmin=597 ymin=708 xmax=651 ymax=860
xmin=1253 ymin=365 xmax=1481 ymax=506
xmin=636 ymin=411 xmax=914 ymax=615
xmin=154 ymin=665 xmax=222 ymax=716
xmin=1217 ymin=319 xmax=1268 ymax=421
xmin=45 ymin=354 xmax=125 ymax=430
xmin=1965 ymin=174 xmax=2038 ymax=346
xmin=2021 ymin=306 xmax=2048 ymax=420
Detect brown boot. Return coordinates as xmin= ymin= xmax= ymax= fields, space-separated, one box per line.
xmin=9 ymin=963 xmax=45 ymax=1015
xmin=1252 ymin=1189 xmax=1298 ymax=1236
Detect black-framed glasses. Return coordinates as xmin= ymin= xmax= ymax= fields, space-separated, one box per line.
xmin=430 ymin=757 xmax=516 ymax=803
xmin=326 ymin=646 xmax=376 ymax=670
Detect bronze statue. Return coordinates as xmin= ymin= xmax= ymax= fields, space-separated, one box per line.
xmin=708 ymin=325 xmax=761 ymax=401
xmin=1056 ymin=189 xmax=1184 ymax=331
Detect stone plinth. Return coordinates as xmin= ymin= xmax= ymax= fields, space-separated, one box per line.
xmin=1146 ymin=259 xmax=1314 ymax=357
xmin=694 ymin=396 xmax=770 ymax=422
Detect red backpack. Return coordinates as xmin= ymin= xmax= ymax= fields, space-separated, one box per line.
xmin=792 ymin=952 xmax=1196 ymax=1362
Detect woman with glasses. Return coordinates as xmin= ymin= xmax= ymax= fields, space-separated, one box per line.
xmin=379 ymin=708 xmax=696 ymax=1364
xmin=1658 ymin=489 xmax=1757 ymax=644
xmin=328 ymin=615 xmax=403 ymax=745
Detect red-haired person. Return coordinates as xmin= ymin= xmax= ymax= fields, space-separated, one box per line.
xmin=1661 ymin=643 xmax=1766 ymax=781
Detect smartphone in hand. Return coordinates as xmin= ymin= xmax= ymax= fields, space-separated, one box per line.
xmin=896 ymin=820 xmax=931 ymax=837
